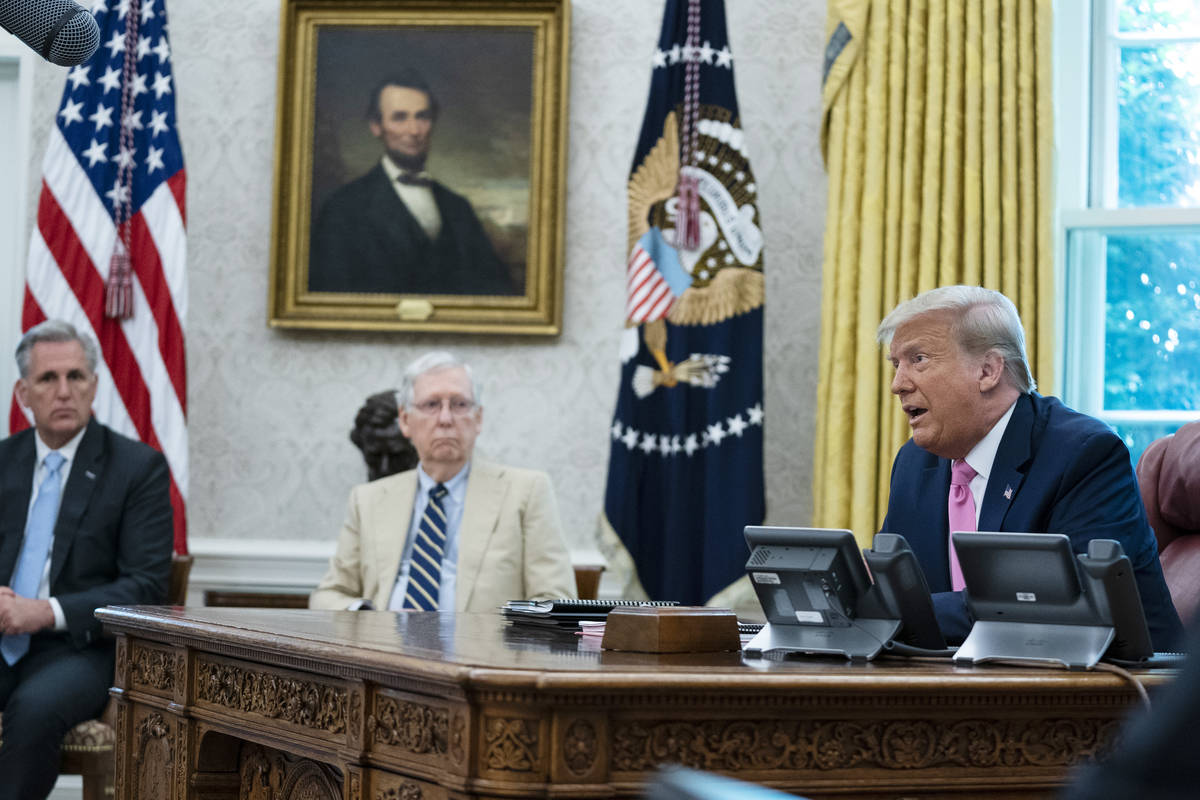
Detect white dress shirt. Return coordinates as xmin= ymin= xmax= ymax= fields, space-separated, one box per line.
xmin=958 ymin=400 xmax=1019 ymax=527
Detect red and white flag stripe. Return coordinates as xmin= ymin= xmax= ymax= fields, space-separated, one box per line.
xmin=625 ymin=243 xmax=676 ymax=323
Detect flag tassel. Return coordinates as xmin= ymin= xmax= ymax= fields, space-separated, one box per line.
xmin=675 ymin=173 xmax=701 ymax=250
xmin=105 ymin=242 xmax=134 ymax=319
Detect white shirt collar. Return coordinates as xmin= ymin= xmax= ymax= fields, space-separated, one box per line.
xmin=416 ymin=461 xmax=470 ymax=501
xmin=961 ymin=400 xmax=1018 ymax=479
xmin=34 ymin=423 xmax=88 ymax=470
xmin=380 ymin=155 xmax=430 ymax=183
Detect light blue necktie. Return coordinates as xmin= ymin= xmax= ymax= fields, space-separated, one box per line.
xmin=1 ymin=451 xmax=65 ymax=666
xmin=402 ymin=484 xmax=449 ymax=611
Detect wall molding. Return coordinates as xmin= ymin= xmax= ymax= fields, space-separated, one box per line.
xmin=186 ymin=537 xmax=335 ymax=603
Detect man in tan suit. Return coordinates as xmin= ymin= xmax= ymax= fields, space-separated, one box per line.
xmin=311 ymin=352 xmax=575 ymax=611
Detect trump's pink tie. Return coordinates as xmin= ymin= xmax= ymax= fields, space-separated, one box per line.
xmin=947 ymin=459 xmax=978 ymax=592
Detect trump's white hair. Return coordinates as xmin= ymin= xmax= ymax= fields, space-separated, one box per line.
xmin=876 ymin=285 xmax=1036 ymax=393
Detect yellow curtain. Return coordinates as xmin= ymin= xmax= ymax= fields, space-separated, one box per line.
xmin=813 ymin=0 xmax=1055 ymax=546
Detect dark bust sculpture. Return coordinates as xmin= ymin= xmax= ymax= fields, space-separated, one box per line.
xmin=349 ymin=390 xmax=419 ymax=481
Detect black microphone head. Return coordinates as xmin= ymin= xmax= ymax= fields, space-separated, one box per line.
xmin=43 ymin=0 xmax=100 ymax=67
xmin=0 ymin=0 xmax=101 ymax=67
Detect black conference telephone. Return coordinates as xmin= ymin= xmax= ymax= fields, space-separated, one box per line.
xmin=953 ymin=532 xmax=1165 ymax=669
xmin=741 ymin=527 xmax=944 ymax=660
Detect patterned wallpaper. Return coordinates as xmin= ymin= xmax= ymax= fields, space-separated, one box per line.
xmin=21 ymin=0 xmax=827 ymax=562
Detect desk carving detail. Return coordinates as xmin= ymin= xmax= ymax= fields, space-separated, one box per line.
xmin=133 ymin=712 xmax=171 ymax=800
xmin=175 ymin=719 xmax=187 ymax=798
xmin=370 ymin=696 xmax=447 ymax=754
xmin=240 ymin=744 xmax=342 ymax=800
xmin=450 ymin=712 xmax=466 ymax=764
xmin=376 ymin=784 xmax=424 ymax=800
xmin=612 ymin=717 xmax=1118 ymax=772
xmin=196 ymin=660 xmax=347 ymax=734
xmin=484 ymin=717 xmax=539 ymax=772
xmin=130 ymin=645 xmax=176 ymax=692
xmin=115 ymin=703 xmax=129 ymax=798
xmin=117 ymin=637 xmax=128 ymax=682
xmin=563 ymin=719 xmax=599 ymax=775
xmin=349 ymin=691 xmax=363 ymax=732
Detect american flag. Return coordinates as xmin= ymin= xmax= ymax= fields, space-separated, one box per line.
xmin=11 ymin=0 xmax=188 ymax=553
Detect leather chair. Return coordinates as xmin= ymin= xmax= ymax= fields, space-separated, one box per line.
xmin=1137 ymin=420 xmax=1200 ymax=624
xmin=0 ymin=552 xmax=193 ymax=800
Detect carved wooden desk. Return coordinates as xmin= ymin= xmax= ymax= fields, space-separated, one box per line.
xmin=96 ymin=607 xmax=1171 ymax=800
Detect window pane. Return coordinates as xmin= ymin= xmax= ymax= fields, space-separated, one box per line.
xmin=1117 ymin=44 xmax=1200 ymax=207
xmin=1104 ymin=232 xmax=1200 ymax=411
xmin=1104 ymin=418 xmax=1189 ymax=469
xmin=1118 ymin=0 xmax=1200 ymax=34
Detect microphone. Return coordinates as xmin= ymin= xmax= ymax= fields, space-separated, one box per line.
xmin=0 ymin=0 xmax=101 ymax=67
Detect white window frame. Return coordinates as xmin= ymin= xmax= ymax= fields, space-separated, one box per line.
xmin=1055 ymin=0 xmax=1200 ymax=432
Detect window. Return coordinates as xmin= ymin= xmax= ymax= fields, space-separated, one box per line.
xmin=1057 ymin=0 xmax=1200 ymax=466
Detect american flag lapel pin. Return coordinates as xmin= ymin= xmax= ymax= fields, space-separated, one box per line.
xmin=1003 ymin=485 xmax=1013 ymax=500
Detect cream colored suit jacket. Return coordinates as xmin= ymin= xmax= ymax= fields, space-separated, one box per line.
xmin=310 ymin=460 xmax=576 ymax=612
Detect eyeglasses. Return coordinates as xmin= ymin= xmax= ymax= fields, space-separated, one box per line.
xmin=410 ymin=397 xmax=477 ymax=417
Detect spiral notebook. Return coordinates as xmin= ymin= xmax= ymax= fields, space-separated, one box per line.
xmin=502 ymin=599 xmax=680 ymax=630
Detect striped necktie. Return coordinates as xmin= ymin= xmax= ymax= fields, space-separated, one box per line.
xmin=403 ymin=484 xmax=449 ymax=611
xmin=2 ymin=452 xmax=66 ymax=665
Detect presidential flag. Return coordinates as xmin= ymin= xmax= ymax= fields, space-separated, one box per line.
xmin=12 ymin=0 xmax=188 ymax=553
xmin=603 ymin=0 xmax=764 ymax=605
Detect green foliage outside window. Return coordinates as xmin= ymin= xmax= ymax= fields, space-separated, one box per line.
xmin=1100 ymin=1 xmax=1200 ymax=461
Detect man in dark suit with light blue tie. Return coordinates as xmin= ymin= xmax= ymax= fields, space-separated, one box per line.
xmin=876 ymin=286 xmax=1182 ymax=649
xmin=0 ymin=320 xmax=173 ymax=800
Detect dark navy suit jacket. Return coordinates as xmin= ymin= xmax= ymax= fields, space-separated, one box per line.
xmin=308 ymin=164 xmax=519 ymax=296
xmin=879 ymin=392 xmax=1183 ymax=650
xmin=0 ymin=420 xmax=173 ymax=649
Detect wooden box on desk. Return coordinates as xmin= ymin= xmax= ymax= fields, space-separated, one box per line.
xmin=601 ymin=606 xmax=740 ymax=652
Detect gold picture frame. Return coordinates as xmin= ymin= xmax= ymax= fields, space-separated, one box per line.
xmin=268 ymin=0 xmax=569 ymax=334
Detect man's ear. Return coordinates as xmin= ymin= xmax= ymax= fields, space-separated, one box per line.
xmin=13 ymin=378 xmax=28 ymax=409
xmin=369 ymin=119 xmax=382 ymax=139
xmin=397 ymin=408 xmax=412 ymax=438
xmin=978 ymin=350 xmax=1005 ymax=392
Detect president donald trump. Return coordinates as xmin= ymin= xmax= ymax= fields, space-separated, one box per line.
xmin=876 ymin=286 xmax=1182 ymax=648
